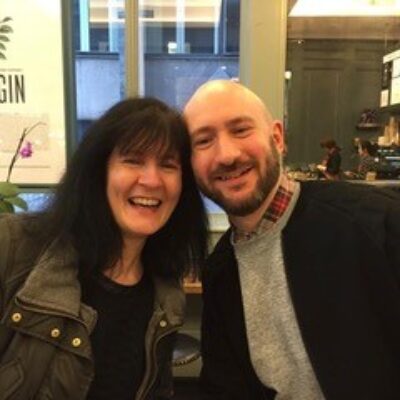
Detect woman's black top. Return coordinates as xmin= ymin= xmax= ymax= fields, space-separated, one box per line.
xmin=326 ymin=149 xmax=341 ymax=175
xmin=82 ymin=271 xmax=154 ymax=400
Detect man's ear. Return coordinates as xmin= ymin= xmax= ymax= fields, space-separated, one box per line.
xmin=271 ymin=120 xmax=285 ymax=154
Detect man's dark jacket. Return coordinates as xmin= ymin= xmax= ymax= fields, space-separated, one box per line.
xmin=200 ymin=181 xmax=400 ymax=400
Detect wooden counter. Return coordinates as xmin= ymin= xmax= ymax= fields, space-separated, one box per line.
xmin=348 ymin=179 xmax=400 ymax=188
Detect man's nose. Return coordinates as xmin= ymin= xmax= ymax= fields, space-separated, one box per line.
xmin=215 ymin=135 xmax=241 ymax=165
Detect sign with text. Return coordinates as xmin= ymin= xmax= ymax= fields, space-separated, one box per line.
xmin=0 ymin=0 xmax=66 ymax=184
xmin=381 ymin=48 xmax=400 ymax=108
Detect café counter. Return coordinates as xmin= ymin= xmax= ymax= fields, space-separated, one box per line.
xmin=347 ymin=179 xmax=400 ymax=190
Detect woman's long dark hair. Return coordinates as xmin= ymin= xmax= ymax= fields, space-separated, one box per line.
xmin=32 ymin=97 xmax=208 ymax=281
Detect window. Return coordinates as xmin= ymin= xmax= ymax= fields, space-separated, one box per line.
xmin=73 ymin=0 xmax=126 ymax=140
xmin=139 ymin=0 xmax=240 ymax=109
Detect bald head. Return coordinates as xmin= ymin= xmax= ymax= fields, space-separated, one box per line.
xmin=184 ymin=80 xmax=273 ymax=127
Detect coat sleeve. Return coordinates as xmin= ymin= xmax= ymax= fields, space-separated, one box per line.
xmin=0 ymin=216 xmax=12 ymax=317
xmin=356 ymin=187 xmax=400 ymax=288
xmin=0 ymin=216 xmax=17 ymax=359
xmin=382 ymin=191 xmax=400 ymax=287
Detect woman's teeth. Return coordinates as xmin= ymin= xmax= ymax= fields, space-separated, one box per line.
xmin=129 ymin=197 xmax=161 ymax=207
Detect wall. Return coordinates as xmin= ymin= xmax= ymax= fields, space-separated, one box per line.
xmin=286 ymin=39 xmax=388 ymax=169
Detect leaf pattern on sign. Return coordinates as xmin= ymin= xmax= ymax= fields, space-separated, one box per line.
xmin=0 ymin=17 xmax=13 ymax=60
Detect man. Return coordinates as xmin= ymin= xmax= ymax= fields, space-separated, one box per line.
xmin=184 ymin=80 xmax=400 ymax=400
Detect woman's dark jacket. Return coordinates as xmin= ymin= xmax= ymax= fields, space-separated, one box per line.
xmin=199 ymin=181 xmax=400 ymax=400
xmin=0 ymin=214 xmax=185 ymax=400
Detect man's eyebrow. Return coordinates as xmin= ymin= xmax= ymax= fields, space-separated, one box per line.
xmin=225 ymin=116 xmax=255 ymax=128
xmin=191 ymin=126 xmax=215 ymax=136
xmin=190 ymin=116 xmax=255 ymax=136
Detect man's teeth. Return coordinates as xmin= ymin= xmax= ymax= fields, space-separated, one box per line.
xmin=129 ymin=197 xmax=161 ymax=207
xmin=219 ymin=167 xmax=250 ymax=181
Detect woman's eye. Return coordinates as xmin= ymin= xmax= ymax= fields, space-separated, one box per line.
xmin=162 ymin=160 xmax=180 ymax=170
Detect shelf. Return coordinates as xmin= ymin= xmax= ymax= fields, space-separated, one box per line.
xmin=356 ymin=123 xmax=380 ymax=130
xmin=379 ymin=104 xmax=400 ymax=114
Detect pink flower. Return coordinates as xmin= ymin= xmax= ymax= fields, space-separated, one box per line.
xmin=19 ymin=141 xmax=33 ymax=158
xmin=6 ymin=122 xmax=44 ymax=182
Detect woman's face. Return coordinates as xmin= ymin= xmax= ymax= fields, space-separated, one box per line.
xmin=106 ymin=148 xmax=182 ymax=242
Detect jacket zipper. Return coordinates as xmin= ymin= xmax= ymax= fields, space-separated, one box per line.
xmin=136 ymin=324 xmax=179 ymax=400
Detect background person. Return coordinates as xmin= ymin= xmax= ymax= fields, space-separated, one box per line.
xmin=357 ymin=139 xmax=376 ymax=178
xmin=317 ymin=138 xmax=342 ymax=180
xmin=184 ymin=80 xmax=400 ymax=400
xmin=344 ymin=139 xmax=377 ymax=180
xmin=0 ymin=97 xmax=208 ymax=400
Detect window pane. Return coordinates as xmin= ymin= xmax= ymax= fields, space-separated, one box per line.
xmin=139 ymin=0 xmax=240 ymax=110
xmin=73 ymin=0 xmax=126 ymax=140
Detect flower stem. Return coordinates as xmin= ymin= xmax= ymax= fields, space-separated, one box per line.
xmin=6 ymin=122 xmax=45 ymax=182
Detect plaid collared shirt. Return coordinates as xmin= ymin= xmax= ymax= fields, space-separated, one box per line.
xmin=233 ymin=174 xmax=295 ymax=243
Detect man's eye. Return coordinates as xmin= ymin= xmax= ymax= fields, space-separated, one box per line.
xmin=233 ymin=126 xmax=250 ymax=135
xmin=193 ymin=136 xmax=213 ymax=148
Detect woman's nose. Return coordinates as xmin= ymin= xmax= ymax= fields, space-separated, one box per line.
xmin=138 ymin=164 xmax=163 ymax=187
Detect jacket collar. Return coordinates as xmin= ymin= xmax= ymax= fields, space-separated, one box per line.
xmin=15 ymin=240 xmax=185 ymax=330
xmin=152 ymin=276 xmax=185 ymax=327
xmin=16 ymin=240 xmax=82 ymax=317
xmin=14 ymin=239 xmax=96 ymax=330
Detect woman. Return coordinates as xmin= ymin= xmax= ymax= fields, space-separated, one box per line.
xmin=317 ymin=138 xmax=342 ymax=180
xmin=0 ymin=97 xmax=208 ymax=400
xmin=357 ymin=139 xmax=376 ymax=178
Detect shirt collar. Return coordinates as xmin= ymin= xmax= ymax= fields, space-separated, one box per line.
xmin=233 ymin=174 xmax=296 ymax=243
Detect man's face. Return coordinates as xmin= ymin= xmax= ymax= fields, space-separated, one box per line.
xmin=185 ymin=87 xmax=283 ymax=217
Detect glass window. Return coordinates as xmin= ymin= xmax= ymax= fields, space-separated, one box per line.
xmin=138 ymin=0 xmax=240 ymax=110
xmin=73 ymin=0 xmax=126 ymax=140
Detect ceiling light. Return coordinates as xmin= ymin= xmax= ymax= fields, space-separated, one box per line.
xmin=290 ymin=0 xmax=400 ymax=17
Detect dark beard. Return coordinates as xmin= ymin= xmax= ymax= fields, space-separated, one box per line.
xmin=198 ymin=142 xmax=281 ymax=217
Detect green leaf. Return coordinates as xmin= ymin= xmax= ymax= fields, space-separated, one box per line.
xmin=0 ymin=17 xmax=12 ymax=23
xmin=0 ymin=42 xmax=5 ymax=50
xmin=0 ymin=35 xmax=10 ymax=42
xmin=0 ymin=182 xmax=18 ymax=197
xmin=0 ymin=200 xmax=14 ymax=213
xmin=0 ymin=52 xmax=5 ymax=60
xmin=4 ymin=196 xmax=28 ymax=211
xmin=0 ymin=26 xmax=12 ymax=33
